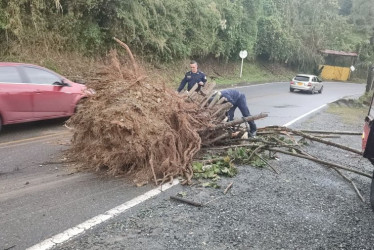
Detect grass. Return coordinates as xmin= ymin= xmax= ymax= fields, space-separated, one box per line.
xmin=161 ymin=59 xmax=297 ymax=90
xmin=327 ymin=104 xmax=367 ymax=124
xmin=213 ymin=61 xmax=295 ymax=86
xmin=325 ymin=89 xmax=372 ymax=124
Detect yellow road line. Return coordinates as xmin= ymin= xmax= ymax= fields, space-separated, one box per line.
xmin=0 ymin=131 xmax=71 ymax=148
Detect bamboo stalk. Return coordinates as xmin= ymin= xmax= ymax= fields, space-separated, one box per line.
xmin=314 ymin=135 xmax=341 ymax=138
xmin=268 ymin=148 xmax=372 ymax=178
xmin=291 ymin=129 xmax=362 ymax=155
xmin=333 ymin=169 xmax=365 ymax=202
xmin=202 ymin=143 xmax=261 ymax=151
xmin=261 ymin=126 xmax=362 ymax=155
xmin=295 ymin=148 xmax=365 ymax=203
xmin=300 ymin=130 xmax=362 ymax=135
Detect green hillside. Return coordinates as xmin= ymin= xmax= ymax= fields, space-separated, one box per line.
xmin=0 ymin=0 xmax=373 ymax=81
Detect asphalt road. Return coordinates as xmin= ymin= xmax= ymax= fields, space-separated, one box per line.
xmin=235 ymin=81 xmax=365 ymax=127
xmin=0 ymin=81 xmax=366 ymax=250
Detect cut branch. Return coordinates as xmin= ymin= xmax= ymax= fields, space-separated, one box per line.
xmin=294 ymin=148 xmax=366 ymax=202
xmin=333 ymin=168 xmax=365 ymax=202
xmin=170 ymin=195 xmax=203 ymax=207
xmin=254 ymin=152 xmax=279 ymax=174
xmin=224 ymin=182 xmax=233 ymax=194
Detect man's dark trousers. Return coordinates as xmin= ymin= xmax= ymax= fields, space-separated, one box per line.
xmin=227 ymin=93 xmax=257 ymax=133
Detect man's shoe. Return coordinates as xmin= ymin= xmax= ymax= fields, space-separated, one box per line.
xmin=249 ymin=131 xmax=257 ymax=138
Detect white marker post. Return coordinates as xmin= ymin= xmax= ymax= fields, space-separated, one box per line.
xmin=239 ymin=50 xmax=248 ymax=78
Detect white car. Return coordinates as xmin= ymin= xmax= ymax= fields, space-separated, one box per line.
xmin=290 ymin=74 xmax=323 ymax=94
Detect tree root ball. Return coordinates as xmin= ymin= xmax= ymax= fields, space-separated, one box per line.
xmin=67 ymin=52 xmax=208 ymax=185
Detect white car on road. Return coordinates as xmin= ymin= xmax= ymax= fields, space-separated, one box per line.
xmin=290 ymin=74 xmax=323 ymax=94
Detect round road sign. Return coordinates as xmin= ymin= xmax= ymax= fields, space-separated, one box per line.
xmin=239 ymin=50 xmax=248 ymax=59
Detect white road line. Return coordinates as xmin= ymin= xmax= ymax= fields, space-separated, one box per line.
xmin=283 ymin=104 xmax=327 ymax=127
xmin=27 ymin=179 xmax=180 ymax=250
xmin=282 ymin=94 xmax=350 ymax=127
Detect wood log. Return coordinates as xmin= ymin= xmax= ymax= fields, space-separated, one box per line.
xmin=199 ymin=82 xmax=216 ymax=98
xmin=211 ymin=102 xmax=233 ymax=117
xmin=201 ymin=113 xmax=268 ymax=132
xmin=200 ymin=91 xmax=216 ymax=108
xmin=208 ymin=92 xmax=221 ymax=108
xmin=204 ymin=133 xmax=231 ymax=145
xmin=186 ymin=84 xmax=200 ymax=100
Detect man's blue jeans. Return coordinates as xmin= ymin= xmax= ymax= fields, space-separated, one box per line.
xmin=227 ymin=93 xmax=257 ymax=133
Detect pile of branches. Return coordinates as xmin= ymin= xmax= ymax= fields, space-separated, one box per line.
xmin=198 ymin=126 xmax=371 ymax=202
xmin=183 ymin=84 xmax=371 ymax=200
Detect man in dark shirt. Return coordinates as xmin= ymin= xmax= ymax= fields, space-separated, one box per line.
xmin=177 ymin=60 xmax=207 ymax=92
xmin=218 ymin=89 xmax=257 ymax=137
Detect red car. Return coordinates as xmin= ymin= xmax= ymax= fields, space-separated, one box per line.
xmin=0 ymin=62 xmax=88 ymax=131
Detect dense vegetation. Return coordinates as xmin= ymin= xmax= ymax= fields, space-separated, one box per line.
xmin=0 ymin=0 xmax=373 ymax=74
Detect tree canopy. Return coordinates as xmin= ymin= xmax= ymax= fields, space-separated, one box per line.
xmin=0 ymin=0 xmax=373 ymax=72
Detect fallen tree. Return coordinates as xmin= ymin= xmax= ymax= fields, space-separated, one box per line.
xmin=67 ymin=38 xmax=267 ymax=185
xmin=67 ymin=39 xmax=370 ymax=197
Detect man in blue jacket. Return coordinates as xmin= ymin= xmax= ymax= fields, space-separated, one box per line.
xmin=218 ymin=89 xmax=257 ymax=137
xmin=177 ymin=60 xmax=207 ymax=92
